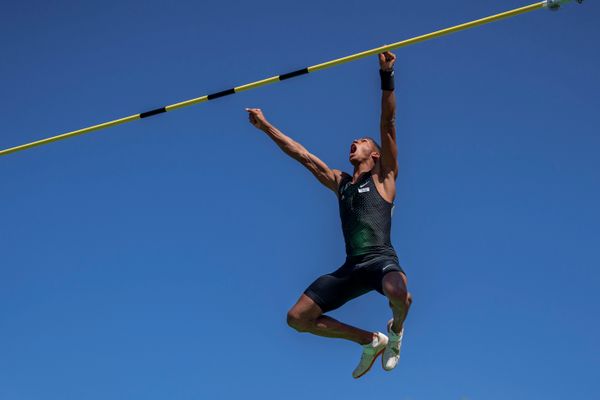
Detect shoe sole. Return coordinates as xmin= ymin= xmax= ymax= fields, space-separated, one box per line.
xmin=353 ymin=348 xmax=385 ymax=379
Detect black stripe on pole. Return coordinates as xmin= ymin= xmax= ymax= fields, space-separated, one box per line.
xmin=140 ymin=107 xmax=167 ymax=118
xmin=207 ymin=88 xmax=236 ymax=100
xmin=279 ymin=68 xmax=309 ymax=81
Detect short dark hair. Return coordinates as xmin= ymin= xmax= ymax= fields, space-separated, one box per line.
xmin=364 ymin=137 xmax=381 ymax=153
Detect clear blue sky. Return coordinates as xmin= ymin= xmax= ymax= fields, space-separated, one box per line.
xmin=1 ymin=0 xmax=598 ymax=399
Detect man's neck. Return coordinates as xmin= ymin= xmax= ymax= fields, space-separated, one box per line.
xmin=352 ymin=161 xmax=375 ymax=183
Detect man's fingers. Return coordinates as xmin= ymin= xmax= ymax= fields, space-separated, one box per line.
xmin=379 ymin=51 xmax=396 ymax=65
xmin=245 ymin=107 xmax=266 ymax=129
xmin=380 ymin=50 xmax=396 ymax=60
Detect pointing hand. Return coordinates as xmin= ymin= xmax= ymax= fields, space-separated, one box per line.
xmin=245 ymin=108 xmax=269 ymax=130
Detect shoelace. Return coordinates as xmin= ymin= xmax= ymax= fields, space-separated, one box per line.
xmin=386 ymin=335 xmax=402 ymax=356
xmin=362 ymin=346 xmax=377 ymax=356
xmin=388 ymin=334 xmax=402 ymax=342
xmin=358 ymin=351 xmax=375 ymax=366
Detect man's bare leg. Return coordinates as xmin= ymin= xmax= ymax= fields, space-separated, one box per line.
xmin=382 ymin=271 xmax=411 ymax=333
xmin=287 ymin=294 xmax=375 ymax=345
xmin=380 ymin=271 xmax=411 ymax=371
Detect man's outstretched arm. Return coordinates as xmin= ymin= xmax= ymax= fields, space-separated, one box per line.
xmin=245 ymin=108 xmax=343 ymax=193
xmin=378 ymin=51 xmax=399 ymax=179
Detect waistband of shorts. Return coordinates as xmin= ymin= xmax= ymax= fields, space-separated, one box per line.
xmin=345 ymin=248 xmax=398 ymax=263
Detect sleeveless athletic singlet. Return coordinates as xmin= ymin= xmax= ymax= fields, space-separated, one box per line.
xmin=338 ymin=171 xmax=396 ymax=257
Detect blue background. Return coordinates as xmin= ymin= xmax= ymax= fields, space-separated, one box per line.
xmin=1 ymin=1 xmax=598 ymax=399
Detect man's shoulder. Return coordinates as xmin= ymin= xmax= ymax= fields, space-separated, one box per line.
xmin=331 ymin=170 xmax=351 ymax=195
xmin=332 ymin=169 xmax=351 ymax=181
xmin=372 ymin=162 xmax=397 ymax=182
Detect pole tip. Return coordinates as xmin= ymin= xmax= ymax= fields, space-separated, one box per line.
xmin=547 ymin=0 xmax=584 ymax=11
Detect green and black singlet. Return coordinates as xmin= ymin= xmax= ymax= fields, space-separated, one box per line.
xmin=337 ymin=170 xmax=397 ymax=257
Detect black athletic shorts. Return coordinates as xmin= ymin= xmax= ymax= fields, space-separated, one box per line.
xmin=303 ymin=252 xmax=405 ymax=313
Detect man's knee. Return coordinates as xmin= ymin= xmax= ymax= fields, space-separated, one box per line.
xmin=383 ymin=280 xmax=408 ymax=303
xmin=286 ymin=309 xmax=312 ymax=333
xmin=287 ymin=294 xmax=323 ymax=332
xmin=385 ymin=286 xmax=412 ymax=311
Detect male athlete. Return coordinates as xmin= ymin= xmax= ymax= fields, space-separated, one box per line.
xmin=246 ymin=51 xmax=411 ymax=379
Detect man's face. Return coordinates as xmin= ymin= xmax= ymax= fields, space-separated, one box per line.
xmin=349 ymin=138 xmax=378 ymax=164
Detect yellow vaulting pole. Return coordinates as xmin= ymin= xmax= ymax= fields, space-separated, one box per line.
xmin=0 ymin=1 xmax=579 ymax=157
xmin=308 ymin=2 xmax=546 ymax=72
xmin=0 ymin=115 xmax=141 ymax=156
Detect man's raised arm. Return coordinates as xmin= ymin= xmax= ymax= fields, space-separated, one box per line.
xmin=245 ymin=108 xmax=343 ymax=193
xmin=378 ymin=51 xmax=399 ymax=179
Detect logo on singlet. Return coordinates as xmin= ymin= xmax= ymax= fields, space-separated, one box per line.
xmin=358 ymin=180 xmax=370 ymax=193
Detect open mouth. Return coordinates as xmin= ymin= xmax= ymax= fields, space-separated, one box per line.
xmin=350 ymin=144 xmax=357 ymax=154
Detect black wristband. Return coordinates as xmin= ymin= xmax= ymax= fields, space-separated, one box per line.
xmin=379 ymin=69 xmax=395 ymax=91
